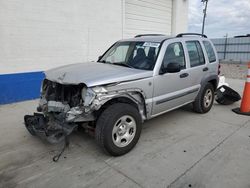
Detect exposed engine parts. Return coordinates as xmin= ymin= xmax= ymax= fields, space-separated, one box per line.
xmin=41 ymin=79 xmax=84 ymax=109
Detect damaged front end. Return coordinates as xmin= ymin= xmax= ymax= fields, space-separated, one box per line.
xmin=24 ymin=78 xmax=147 ymax=144
xmin=24 ymin=113 xmax=77 ymax=144
xmin=24 ymin=79 xmax=96 ymax=144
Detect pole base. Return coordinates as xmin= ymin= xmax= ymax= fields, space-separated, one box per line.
xmin=232 ymin=108 xmax=250 ymax=116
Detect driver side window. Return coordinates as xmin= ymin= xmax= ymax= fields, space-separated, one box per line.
xmin=162 ymin=42 xmax=186 ymax=70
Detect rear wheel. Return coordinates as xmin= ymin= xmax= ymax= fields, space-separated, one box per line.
xmin=193 ymin=83 xmax=215 ymax=113
xmin=95 ymin=103 xmax=142 ymax=156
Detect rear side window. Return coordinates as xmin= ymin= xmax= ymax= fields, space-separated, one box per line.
xmin=203 ymin=41 xmax=216 ymax=63
xmin=186 ymin=41 xmax=205 ymax=67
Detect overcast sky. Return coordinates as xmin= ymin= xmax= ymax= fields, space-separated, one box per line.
xmin=188 ymin=0 xmax=250 ymax=38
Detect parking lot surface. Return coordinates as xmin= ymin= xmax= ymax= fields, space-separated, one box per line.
xmin=0 ymin=78 xmax=249 ymax=188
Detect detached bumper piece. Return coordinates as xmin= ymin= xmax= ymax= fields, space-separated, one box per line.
xmin=216 ymin=85 xmax=241 ymax=105
xmin=24 ymin=113 xmax=77 ymax=144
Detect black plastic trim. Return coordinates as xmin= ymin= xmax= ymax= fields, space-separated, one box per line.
xmin=135 ymin=34 xmax=166 ymax=38
xmin=156 ymin=88 xmax=199 ymax=105
xmin=176 ymin=33 xmax=207 ymax=38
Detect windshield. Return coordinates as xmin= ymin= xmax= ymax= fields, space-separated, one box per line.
xmin=99 ymin=41 xmax=160 ymax=70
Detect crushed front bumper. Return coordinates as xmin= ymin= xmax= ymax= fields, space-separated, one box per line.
xmin=24 ymin=113 xmax=78 ymax=144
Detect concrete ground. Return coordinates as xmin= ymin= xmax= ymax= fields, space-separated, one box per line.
xmin=220 ymin=63 xmax=248 ymax=80
xmin=0 ymin=78 xmax=249 ymax=188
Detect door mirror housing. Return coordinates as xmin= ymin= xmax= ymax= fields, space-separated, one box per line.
xmin=167 ymin=62 xmax=181 ymax=73
xmin=160 ymin=62 xmax=181 ymax=74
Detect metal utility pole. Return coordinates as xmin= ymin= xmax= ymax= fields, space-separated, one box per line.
xmin=223 ymin=33 xmax=228 ymax=59
xmin=201 ymin=0 xmax=208 ymax=35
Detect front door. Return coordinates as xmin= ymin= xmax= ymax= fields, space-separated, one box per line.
xmin=151 ymin=40 xmax=199 ymax=116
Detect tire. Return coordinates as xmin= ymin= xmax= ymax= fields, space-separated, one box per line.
xmin=193 ymin=83 xmax=215 ymax=113
xmin=24 ymin=115 xmax=37 ymax=136
xmin=95 ymin=103 xmax=142 ymax=156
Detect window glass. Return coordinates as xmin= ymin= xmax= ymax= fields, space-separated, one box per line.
xmin=203 ymin=41 xmax=216 ymax=63
xmin=100 ymin=41 xmax=160 ymax=70
xmin=106 ymin=45 xmax=129 ymax=63
xmin=186 ymin=41 xmax=205 ymax=67
xmin=162 ymin=42 xmax=186 ymax=70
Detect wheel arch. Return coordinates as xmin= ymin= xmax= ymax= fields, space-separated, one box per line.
xmin=95 ymin=91 xmax=147 ymax=122
xmin=208 ymin=79 xmax=218 ymax=90
xmin=195 ymin=74 xmax=218 ymax=103
xmin=200 ymin=74 xmax=219 ymax=91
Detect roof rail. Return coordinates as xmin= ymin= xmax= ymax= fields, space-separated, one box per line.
xmin=176 ymin=33 xmax=207 ymax=38
xmin=234 ymin=34 xmax=250 ymax=38
xmin=134 ymin=34 xmax=166 ymax=38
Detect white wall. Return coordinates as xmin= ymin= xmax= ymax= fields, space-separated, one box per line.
xmin=0 ymin=0 xmax=123 ymax=74
xmin=0 ymin=0 xmax=189 ymax=75
xmin=124 ymin=0 xmax=172 ymax=38
xmin=171 ymin=0 xmax=189 ymax=35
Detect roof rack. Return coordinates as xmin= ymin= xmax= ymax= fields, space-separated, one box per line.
xmin=176 ymin=33 xmax=207 ymax=38
xmin=134 ymin=34 xmax=166 ymax=38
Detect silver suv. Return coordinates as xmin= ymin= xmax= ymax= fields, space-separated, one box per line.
xmin=25 ymin=33 xmax=219 ymax=156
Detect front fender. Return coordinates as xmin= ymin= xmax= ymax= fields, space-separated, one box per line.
xmin=92 ymin=89 xmax=148 ymax=121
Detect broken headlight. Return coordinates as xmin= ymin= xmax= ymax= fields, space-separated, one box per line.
xmin=92 ymin=86 xmax=107 ymax=93
xmin=82 ymin=87 xmax=96 ymax=106
xmin=81 ymin=87 xmax=87 ymax=99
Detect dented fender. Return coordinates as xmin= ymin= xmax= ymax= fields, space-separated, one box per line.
xmin=89 ymin=88 xmax=148 ymax=121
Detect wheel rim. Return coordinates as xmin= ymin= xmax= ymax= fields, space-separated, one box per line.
xmin=204 ymin=89 xmax=213 ymax=108
xmin=112 ymin=115 xmax=136 ymax=147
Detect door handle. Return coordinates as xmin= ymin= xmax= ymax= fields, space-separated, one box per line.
xmin=180 ymin=73 xmax=189 ymax=78
xmin=203 ymin=67 xmax=209 ymax=71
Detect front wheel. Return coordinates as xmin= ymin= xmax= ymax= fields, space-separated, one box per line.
xmin=95 ymin=103 xmax=142 ymax=156
xmin=193 ymin=83 xmax=215 ymax=113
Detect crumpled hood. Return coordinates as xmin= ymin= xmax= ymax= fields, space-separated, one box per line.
xmin=45 ymin=62 xmax=152 ymax=87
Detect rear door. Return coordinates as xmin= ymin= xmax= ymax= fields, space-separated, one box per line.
xmin=183 ymin=40 xmax=210 ymax=97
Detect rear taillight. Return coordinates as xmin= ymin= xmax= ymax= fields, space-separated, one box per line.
xmin=218 ymin=63 xmax=221 ymax=75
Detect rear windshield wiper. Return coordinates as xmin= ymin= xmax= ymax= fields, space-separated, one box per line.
xmin=113 ymin=63 xmax=134 ymax=68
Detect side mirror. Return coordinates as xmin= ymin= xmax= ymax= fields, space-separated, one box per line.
xmin=166 ymin=62 xmax=181 ymax=73
xmin=160 ymin=62 xmax=181 ymax=74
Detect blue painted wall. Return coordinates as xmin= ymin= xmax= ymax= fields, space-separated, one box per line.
xmin=0 ymin=71 xmax=45 ymax=105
